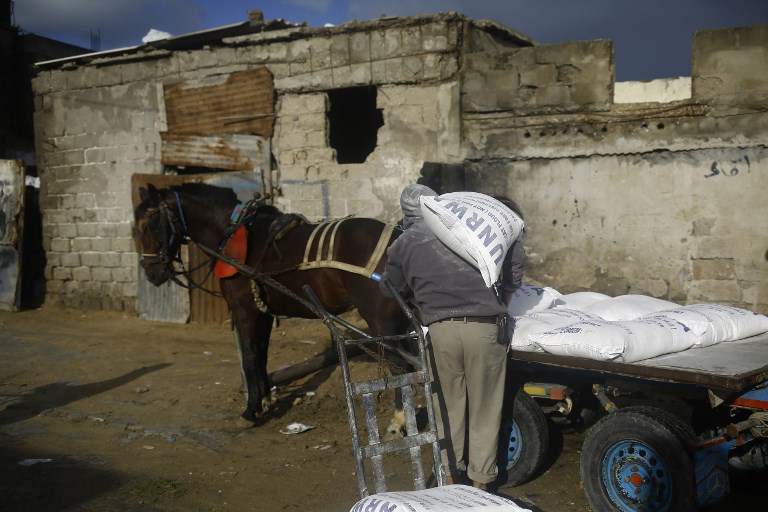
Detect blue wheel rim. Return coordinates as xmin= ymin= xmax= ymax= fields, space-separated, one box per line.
xmin=601 ymin=439 xmax=673 ymax=512
xmin=505 ymin=419 xmax=523 ymax=470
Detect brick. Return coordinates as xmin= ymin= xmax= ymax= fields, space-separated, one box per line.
xmin=401 ymin=26 xmax=422 ymax=55
xmin=47 ymin=279 xmax=64 ymax=292
xmin=53 ymin=267 xmax=72 ymax=280
xmin=60 ymin=252 xmax=80 ymax=267
xmin=122 ymin=282 xmax=138 ymax=298
xmin=120 ymin=252 xmax=138 ymax=267
xmin=59 ymin=194 xmax=76 ymax=209
xmin=92 ymin=267 xmax=112 ymax=282
xmin=81 ymin=252 xmax=101 ymax=266
xmin=692 ymin=258 xmax=736 ymax=280
xmin=101 ymin=252 xmax=122 ymax=268
xmin=309 ymin=37 xmax=332 ymax=70
xmin=50 ymin=238 xmax=70 ymax=252
xmin=72 ymin=266 xmax=91 ymax=281
xmin=97 ymin=223 xmax=117 ymax=238
xmin=72 ymin=238 xmax=92 ymax=252
xmin=76 ymin=193 xmax=96 ymax=208
xmin=112 ymin=237 xmax=135 ymax=252
xmin=84 ymin=147 xmax=106 ymax=163
xmin=689 ymin=279 xmax=741 ymax=303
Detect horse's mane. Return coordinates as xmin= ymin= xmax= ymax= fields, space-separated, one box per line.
xmin=169 ymin=182 xmax=239 ymax=205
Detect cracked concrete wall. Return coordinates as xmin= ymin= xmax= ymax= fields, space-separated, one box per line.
xmin=464 ymin=24 xmax=768 ymax=312
xmin=466 ymin=147 xmax=768 ymax=312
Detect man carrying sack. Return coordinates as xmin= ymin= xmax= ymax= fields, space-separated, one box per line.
xmin=382 ymin=184 xmax=525 ymax=490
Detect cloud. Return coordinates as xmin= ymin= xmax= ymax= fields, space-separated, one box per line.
xmin=16 ymin=0 xmax=205 ymax=50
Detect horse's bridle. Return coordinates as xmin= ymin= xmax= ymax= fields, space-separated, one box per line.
xmin=139 ymin=191 xmax=189 ymax=268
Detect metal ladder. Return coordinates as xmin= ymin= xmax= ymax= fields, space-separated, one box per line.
xmin=303 ymin=282 xmax=445 ymax=498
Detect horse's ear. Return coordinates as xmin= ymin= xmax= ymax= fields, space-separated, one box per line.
xmin=147 ymin=184 xmax=161 ymax=201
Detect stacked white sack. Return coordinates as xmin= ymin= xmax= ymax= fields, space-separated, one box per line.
xmin=529 ymin=320 xmax=627 ymax=360
xmin=617 ymin=316 xmax=700 ymax=362
xmin=583 ymin=295 xmax=678 ymax=321
xmin=511 ymin=309 xmax=604 ymax=352
xmin=647 ymin=304 xmax=768 ymax=345
xmin=420 ymin=192 xmax=524 ymax=287
xmin=507 ymin=284 xmax=562 ymax=317
xmin=554 ymin=292 xmax=611 ymax=310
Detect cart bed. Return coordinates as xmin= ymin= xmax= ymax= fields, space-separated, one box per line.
xmin=510 ymin=332 xmax=768 ymax=392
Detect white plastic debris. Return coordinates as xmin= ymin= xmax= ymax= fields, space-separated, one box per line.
xmin=18 ymin=458 xmax=53 ymax=466
xmin=142 ymin=28 xmax=172 ymax=43
xmin=280 ymin=422 xmax=315 ymax=435
xmin=25 ymin=176 xmax=40 ymax=188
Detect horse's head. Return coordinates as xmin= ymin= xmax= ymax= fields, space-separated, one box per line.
xmin=133 ymin=184 xmax=186 ymax=286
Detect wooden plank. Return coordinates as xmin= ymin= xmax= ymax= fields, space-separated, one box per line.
xmin=161 ymin=133 xmax=270 ymax=172
xmin=0 ymin=160 xmax=24 ymax=312
xmin=164 ymin=68 xmax=275 ymax=137
xmin=509 ymin=332 xmax=768 ymax=392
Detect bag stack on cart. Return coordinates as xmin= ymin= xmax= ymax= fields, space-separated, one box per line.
xmin=508 ymin=285 xmax=768 ymax=363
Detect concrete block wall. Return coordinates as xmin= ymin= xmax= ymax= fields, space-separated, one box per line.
xmin=31 ymin=15 xmax=466 ymax=311
xmin=462 ymin=38 xmax=613 ymax=114
xmin=463 ymin=24 xmax=768 ymax=312
xmin=32 ymin=78 xmax=166 ymax=311
xmin=274 ymin=81 xmax=461 ymax=222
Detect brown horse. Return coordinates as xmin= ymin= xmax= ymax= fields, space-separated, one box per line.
xmin=133 ymin=183 xmax=409 ymax=422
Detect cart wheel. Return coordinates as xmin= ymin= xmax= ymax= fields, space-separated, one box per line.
xmin=500 ymin=390 xmax=549 ymax=486
xmin=580 ymin=409 xmax=695 ymax=512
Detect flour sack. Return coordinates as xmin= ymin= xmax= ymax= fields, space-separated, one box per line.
xmin=420 ymin=192 xmax=524 ymax=287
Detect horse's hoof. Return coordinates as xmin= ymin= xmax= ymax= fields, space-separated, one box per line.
xmin=241 ymin=410 xmax=258 ymax=423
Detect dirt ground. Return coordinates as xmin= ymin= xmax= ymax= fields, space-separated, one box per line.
xmin=0 ymin=308 xmax=764 ymax=511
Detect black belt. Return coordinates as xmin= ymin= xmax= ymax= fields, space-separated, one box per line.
xmin=445 ymin=316 xmax=498 ymax=324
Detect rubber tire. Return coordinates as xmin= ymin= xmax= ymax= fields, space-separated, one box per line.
xmin=580 ymin=409 xmax=696 ymax=512
xmin=502 ymin=390 xmax=550 ymax=486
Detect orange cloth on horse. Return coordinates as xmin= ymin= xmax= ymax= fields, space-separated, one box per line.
xmin=214 ymin=224 xmax=248 ymax=278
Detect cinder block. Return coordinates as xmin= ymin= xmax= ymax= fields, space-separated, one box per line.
xmin=76 ymin=193 xmax=96 ymax=208
xmin=61 ymin=252 xmax=81 ymax=267
xmin=92 ymin=267 xmax=112 ymax=282
xmin=309 ymin=37 xmax=332 ymax=70
xmin=72 ymin=238 xmax=92 ymax=252
xmin=72 ymin=266 xmax=91 ymax=281
xmin=77 ymin=223 xmax=98 ymax=237
xmin=57 ymin=223 xmax=77 ymax=238
xmin=402 ymin=26 xmax=422 ymax=55
xmin=350 ymin=32 xmax=371 ymax=64
xmin=100 ymin=252 xmax=121 ymax=268
xmin=122 ymin=282 xmax=138 ymax=298
xmin=402 ymin=57 xmax=424 ymax=80
xmin=47 ymin=279 xmax=64 ymax=292
xmin=53 ymin=267 xmax=72 ymax=280
xmin=81 ymin=252 xmax=101 ymax=267
xmin=112 ymin=238 xmax=134 ymax=252
xmin=51 ymin=238 xmax=71 ymax=252
xmin=111 ymin=268 xmax=131 ymax=282
xmin=330 ymin=35 xmax=351 ymax=67
xmin=120 ymin=252 xmax=138 ymax=267
xmin=91 ymin=238 xmax=111 ymax=252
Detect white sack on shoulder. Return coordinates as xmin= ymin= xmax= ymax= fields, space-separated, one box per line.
xmin=681 ymin=304 xmax=768 ymax=342
xmin=584 ymin=295 xmax=678 ymax=321
xmin=618 ymin=316 xmax=699 ymax=363
xmin=420 ymin=192 xmax=524 ymax=287
xmin=530 ymin=320 xmax=627 ymax=361
xmin=511 ymin=309 xmax=603 ymax=352
xmin=554 ymin=291 xmax=611 ymax=311
xmin=507 ymin=284 xmax=561 ymax=316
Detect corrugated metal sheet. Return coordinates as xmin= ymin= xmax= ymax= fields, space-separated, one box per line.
xmin=131 ymin=171 xmax=263 ymax=325
xmin=163 ymin=68 xmax=275 ymax=137
xmin=0 ymin=160 xmax=24 ymax=312
xmin=161 ymin=133 xmax=270 ymax=172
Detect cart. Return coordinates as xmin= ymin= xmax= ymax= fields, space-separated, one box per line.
xmin=502 ymin=332 xmax=768 ymax=511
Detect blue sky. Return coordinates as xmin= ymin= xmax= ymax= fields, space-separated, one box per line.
xmin=15 ymin=0 xmax=768 ymax=80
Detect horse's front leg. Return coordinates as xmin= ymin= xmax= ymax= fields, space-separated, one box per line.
xmin=221 ymin=277 xmax=273 ymax=422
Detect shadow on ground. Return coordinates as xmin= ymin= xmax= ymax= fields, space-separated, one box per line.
xmin=0 ymin=364 xmax=171 ymax=426
xmin=0 ymin=441 xmax=123 ymax=512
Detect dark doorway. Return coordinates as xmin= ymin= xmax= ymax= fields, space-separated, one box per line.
xmin=327 ymin=86 xmax=384 ymax=164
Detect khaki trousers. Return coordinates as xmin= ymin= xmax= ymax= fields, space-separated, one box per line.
xmin=428 ymin=319 xmax=507 ymax=484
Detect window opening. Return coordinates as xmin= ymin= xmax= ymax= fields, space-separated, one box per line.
xmin=327 ymin=86 xmax=384 ymax=164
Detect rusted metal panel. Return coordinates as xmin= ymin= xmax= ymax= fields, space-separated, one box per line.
xmin=0 ymin=160 xmax=24 ymax=312
xmin=161 ymin=133 xmax=270 ymax=172
xmin=163 ymin=68 xmax=275 ymax=137
xmin=131 ymin=171 xmax=263 ymax=325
